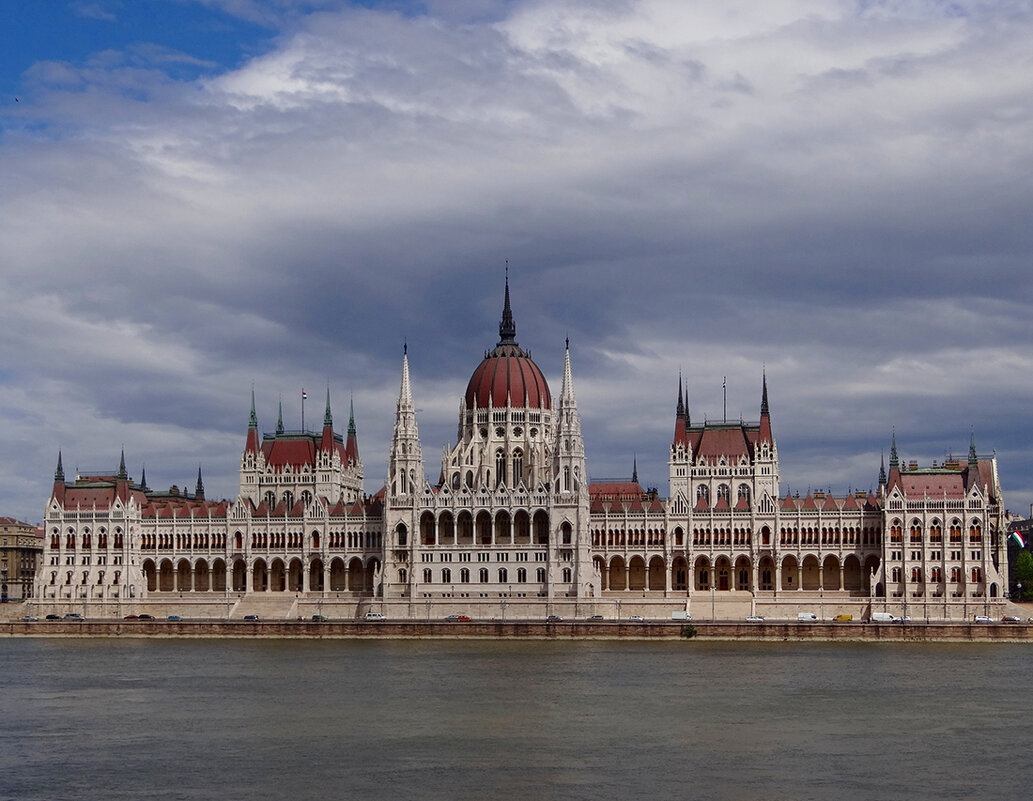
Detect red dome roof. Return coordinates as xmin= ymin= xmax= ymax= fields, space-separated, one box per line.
xmin=465 ymin=343 xmax=551 ymax=410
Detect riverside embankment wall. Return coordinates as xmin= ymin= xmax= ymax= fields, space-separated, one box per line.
xmin=5 ymin=620 xmax=1033 ymax=641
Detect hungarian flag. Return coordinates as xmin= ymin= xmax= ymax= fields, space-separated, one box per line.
xmin=1009 ymin=531 xmax=1025 ymax=548
xmin=302 ymin=390 xmax=308 ymax=400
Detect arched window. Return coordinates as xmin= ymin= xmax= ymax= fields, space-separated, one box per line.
xmin=536 ymin=567 xmax=546 ymax=582
xmin=498 ymin=568 xmax=508 ymax=583
xmin=697 ymin=485 xmax=710 ymax=503
xmin=517 ymin=568 xmax=526 ymax=583
xmin=423 ymin=568 xmax=432 ymax=583
xmin=396 ymin=524 xmax=408 ymax=547
xmin=495 ymin=450 xmax=506 ymax=487
xmin=562 ymin=567 xmax=571 ymax=583
xmin=562 ymin=522 xmax=572 ymax=545
xmin=460 ymin=568 xmax=470 ymax=583
xmin=264 ymin=491 xmax=276 ymax=508
xmin=399 ymin=568 xmax=407 ymax=583
xmin=563 ymin=466 xmax=570 ymax=492
xmin=717 ymin=484 xmax=730 ymax=502
xmin=512 ymin=449 xmax=523 ymax=487
xmin=442 ymin=568 xmax=452 ymax=584
xmin=737 ymin=484 xmax=751 ymax=504
xmin=479 ymin=568 xmax=488 ymax=583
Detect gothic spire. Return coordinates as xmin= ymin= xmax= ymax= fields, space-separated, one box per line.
xmin=118 ymin=448 xmax=127 ymax=480
xmin=399 ymin=345 xmax=414 ymax=410
xmin=55 ymin=450 xmax=64 ymax=482
xmin=195 ymin=465 xmax=205 ymax=500
xmin=140 ymin=464 xmax=148 ymax=492
xmin=761 ymin=370 xmax=769 ymax=417
xmin=889 ymin=431 xmax=899 ymax=470
xmin=632 ymin=454 xmax=638 ymax=484
xmin=968 ymin=430 xmax=978 ymax=470
xmin=676 ymin=374 xmax=685 ymax=418
xmin=276 ymin=398 xmax=284 ymax=435
xmin=498 ymin=264 xmax=516 ymax=344
xmin=249 ymin=386 xmax=258 ymax=428
xmin=684 ymin=377 xmax=691 ymax=427
xmin=878 ymin=451 xmax=886 ymax=487
xmin=323 ymin=386 xmax=333 ymax=428
xmin=348 ymin=396 xmax=356 ymax=437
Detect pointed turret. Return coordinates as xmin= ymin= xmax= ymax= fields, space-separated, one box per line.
xmin=118 ymin=448 xmax=127 ymax=480
xmin=674 ymin=377 xmax=688 ymax=447
xmin=195 ymin=465 xmax=205 ymax=500
xmin=388 ymin=344 xmax=423 ymax=496
xmin=758 ymin=371 xmax=773 ymax=444
xmin=345 ymin=396 xmax=360 ymax=466
xmin=683 ymin=377 xmax=691 ymax=427
xmin=889 ymin=432 xmax=899 ymax=470
xmin=140 ymin=465 xmax=149 ymax=492
xmin=115 ymin=447 xmax=130 ymax=503
xmin=499 ymin=265 xmax=516 ymax=344
xmin=878 ymin=451 xmax=887 ymax=489
xmin=320 ymin=387 xmax=335 ymax=454
xmin=554 ymin=338 xmax=585 ymax=496
xmin=966 ymin=430 xmax=980 ymax=491
xmin=632 ymin=455 xmax=638 ymax=485
xmin=276 ymin=398 xmax=284 ymax=435
xmin=245 ymin=388 xmax=260 ymax=455
xmin=52 ymin=451 xmax=66 ymax=505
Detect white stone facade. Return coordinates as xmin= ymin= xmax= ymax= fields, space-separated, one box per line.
xmin=34 ymin=285 xmax=1009 ymax=620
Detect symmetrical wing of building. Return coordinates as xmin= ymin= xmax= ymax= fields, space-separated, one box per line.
xmin=36 ymin=283 xmax=1009 ymax=618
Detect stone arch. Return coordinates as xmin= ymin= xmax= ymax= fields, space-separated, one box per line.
xmin=175 ymin=559 xmax=191 ymax=592
xmin=288 ymin=558 xmax=304 ymax=592
xmin=608 ymin=556 xmax=627 ymax=591
xmin=593 ymin=555 xmax=607 ymax=590
xmin=330 ymin=557 xmax=347 ymax=591
xmin=476 ymin=510 xmax=492 ymax=544
xmin=863 ymin=555 xmax=880 ymax=594
xmin=801 ymin=555 xmax=821 ymax=590
xmin=438 ymin=511 xmax=455 ymax=545
xmin=494 ymin=510 xmax=512 ymax=545
xmin=159 ymin=559 xmax=175 ymax=592
xmin=843 ymin=555 xmax=862 ymax=592
xmin=143 ymin=559 xmax=157 ymax=592
xmin=734 ymin=555 xmax=751 ymax=591
xmin=457 ymin=511 xmax=474 ymax=545
xmin=231 ymin=558 xmax=247 ymax=592
xmin=671 ymin=556 xmax=689 ymax=591
xmin=348 ymin=557 xmax=364 ymax=593
xmin=420 ymin=511 xmax=436 ymax=545
xmin=309 ymin=558 xmax=324 ymax=592
xmin=694 ymin=556 xmax=711 ymax=591
xmin=270 ymin=558 xmax=286 ymax=592
xmin=758 ymin=555 xmax=775 ymax=591
xmin=822 ymin=555 xmax=841 ymax=590
xmin=781 ymin=555 xmax=799 ymax=591
xmin=252 ymin=558 xmax=268 ymax=592
xmin=513 ymin=510 xmax=530 ymax=544
xmin=211 ymin=559 xmax=227 ymax=592
xmin=628 ymin=556 xmax=647 ymax=590
xmin=647 ymin=556 xmax=665 ymax=590
xmin=194 ymin=558 xmax=211 ymax=592
xmin=714 ymin=555 xmax=732 ymax=591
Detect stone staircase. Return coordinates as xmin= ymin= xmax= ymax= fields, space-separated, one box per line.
xmin=231 ymin=594 xmax=299 ymax=620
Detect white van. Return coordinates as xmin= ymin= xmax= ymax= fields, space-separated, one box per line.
xmin=364 ymin=611 xmax=385 ymax=621
xmin=797 ymin=612 xmax=818 ymax=622
xmin=871 ymin=612 xmax=898 ymax=623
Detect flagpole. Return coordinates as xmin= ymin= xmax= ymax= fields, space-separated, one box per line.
xmin=723 ymin=377 xmax=727 ymax=423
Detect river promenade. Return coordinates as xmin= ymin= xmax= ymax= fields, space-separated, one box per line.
xmin=5 ymin=617 xmax=1033 ymax=641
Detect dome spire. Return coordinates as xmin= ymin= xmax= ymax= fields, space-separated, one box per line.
xmin=499 ymin=262 xmax=516 ymax=344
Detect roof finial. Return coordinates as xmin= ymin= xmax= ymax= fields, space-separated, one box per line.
xmin=676 ymin=373 xmax=685 ymax=418
xmin=889 ymin=430 xmax=899 ymax=470
xmin=118 ymin=448 xmax=127 ymax=480
xmin=195 ymin=465 xmax=204 ymax=499
xmin=879 ymin=450 xmax=886 ymax=486
xmin=348 ymin=395 xmax=356 ymax=436
xmin=140 ymin=464 xmax=148 ymax=492
xmin=404 ymin=338 xmax=407 ymax=356
xmin=632 ymin=454 xmax=638 ymax=484
xmin=324 ymin=385 xmax=333 ymax=428
xmin=761 ymin=369 xmax=769 ymax=417
xmin=55 ymin=450 xmax=65 ymax=482
xmin=969 ymin=429 xmax=978 ymax=468
xmin=249 ymin=385 xmax=258 ymax=428
xmin=499 ymin=263 xmax=516 ymax=344
xmin=276 ymin=397 xmax=284 ymax=435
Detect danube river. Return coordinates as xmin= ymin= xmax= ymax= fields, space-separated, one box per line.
xmin=0 ymin=638 xmax=1027 ymax=800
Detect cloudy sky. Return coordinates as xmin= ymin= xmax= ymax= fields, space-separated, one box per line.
xmin=2 ymin=0 xmax=1031 ymax=525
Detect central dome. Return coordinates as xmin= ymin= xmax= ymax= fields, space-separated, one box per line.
xmin=464 ymin=275 xmax=552 ymax=410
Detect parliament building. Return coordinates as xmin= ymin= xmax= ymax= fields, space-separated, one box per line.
xmin=35 ymin=281 xmax=1009 ymax=620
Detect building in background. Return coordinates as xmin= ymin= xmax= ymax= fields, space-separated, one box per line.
xmin=33 ymin=282 xmax=1010 ymax=620
xmin=0 ymin=517 xmax=44 ymax=601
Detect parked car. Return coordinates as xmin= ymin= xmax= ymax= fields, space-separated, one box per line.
xmin=745 ymin=615 xmax=764 ymax=623
xmin=364 ymin=612 xmax=385 ymax=621
xmin=833 ymin=614 xmax=853 ymax=622
xmin=20 ymin=615 xmax=38 ymax=622
xmin=1002 ymin=615 xmax=1021 ymax=623
xmin=456 ymin=615 xmax=471 ymax=622
xmin=138 ymin=614 xmax=155 ymax=620
xmin=243 ymin=614 xmax=260 ymax=621
xmin=444 ymin=614 xmax=461 ymax=621
xmin=588 ymin=614 xmax=605 ymax=621
xmin=546 ymin=615 xmax=564 ymax=622
xmin=167 ymin=615 xmax=183 ymax=621
xmin=311 ymin=614 xmax=328 ymax=622
xmin=974 ymin=615 xmax=993 ymax=623
xmin=63 ymin=613 xmax=84 ymax=621
xmin=628 ymin=615 xmax=645 ymax=622
xmin=123 ymin=614 xmax=139 ymax=620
